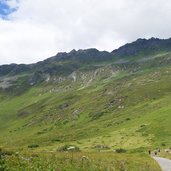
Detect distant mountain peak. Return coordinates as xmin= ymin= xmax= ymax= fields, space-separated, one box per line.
xmin=69 ymin=49 xmax=77 ymax=54
xmin=112 ymin=37 xmax=171 ymax=57
xmin=136 ymin=38 xmax=147 ymax=42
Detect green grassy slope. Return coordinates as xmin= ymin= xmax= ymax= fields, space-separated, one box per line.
xmin=0 ymin=50 xmax=171 ymax=170
xmin=3 ymin=152 xmax=160 ymax=171
xmin=0 ymin=52 xmax=171 ymax=152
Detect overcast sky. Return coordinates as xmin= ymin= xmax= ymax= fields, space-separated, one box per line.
xmin=0 ymin=0 xmax=171 ymax=64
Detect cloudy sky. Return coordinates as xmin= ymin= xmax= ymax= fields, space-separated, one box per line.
xmin=0 ymin=0 xmax=171 ymax=64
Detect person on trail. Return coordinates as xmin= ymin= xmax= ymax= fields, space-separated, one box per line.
xmin=148 ymin=150 xmax=151 ymax=155
xmin=154 ymin=150 xmax=157 ymax=156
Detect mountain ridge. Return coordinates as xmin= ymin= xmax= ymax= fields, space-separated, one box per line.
xmin=1 ymin=37 xmax=171 ymax=95
xmin=112 ymin=37 xmax=171 ymax=57
xmin=1 ymin=37 xmax=171 ymax=66
xmin=1 ymin=37 xmax=171 ymax=79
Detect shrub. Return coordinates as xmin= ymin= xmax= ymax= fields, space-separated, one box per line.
xmin=161 ymin=143 xmax=166 ymax=146
xmin=28 ymin=144 xmax=39 ymax=148
xmin=51 ymin=138 xmax=61 ymax=142
xmin=0 ymin=149 xmax=6 ymax=171
xmin=126 ymin=118 xmax=131 ymax=121
xmin=140 ymin=124 xmax=146 ymax=128
xmin=0 ymin=148 xmax=13 ymax=156
xmin=91 ymin=111 xmax=105 ymax=120
xmin=115 ymin=148 xmax=127 ymax=153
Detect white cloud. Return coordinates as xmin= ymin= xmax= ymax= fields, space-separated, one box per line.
xmin=0 ymin=19 xmax=59 ymax=64
xmin=0 ymin=0 xmax=171 ymax=64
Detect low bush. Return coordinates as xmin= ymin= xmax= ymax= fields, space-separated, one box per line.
xmin=28 ymin=144 xmax=39 ymax=149
xmin=0 ymin=148 xmax=13 ymax=156
xmin=0 ymin=149 xmax=6 ymax=171
xmin=115 ymin=148 xmax=127 ymax=153
xmin=161 ymin=143 xmax=166 ymax=146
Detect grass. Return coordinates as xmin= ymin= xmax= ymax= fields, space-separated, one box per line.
xmin=0 ymin=51 xmax=171 ymax=170
xmin=2 ymin=150 xmax=161 ymax=171
xmin=0 ymin=66 xmax=171 ymax=150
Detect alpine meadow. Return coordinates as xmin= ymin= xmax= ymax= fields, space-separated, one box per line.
xmin=0 ymin=38 xmax=171 ymax=170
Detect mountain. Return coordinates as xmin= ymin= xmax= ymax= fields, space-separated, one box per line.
xmin=1 ymin=37 xmax=171 ymax=170
xmin=112 ymin=37 xmax=171 ymax=57
xmin=1 ymin=37 xmax=171 ymax=88
xmin=0 ymin=37 xmax=171 ymax=152
xmin=1 ymin=37 xmax=171 ymax=75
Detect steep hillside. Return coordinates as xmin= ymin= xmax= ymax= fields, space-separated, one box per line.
xmin=0 ymin=38 xmax=171 ymax=153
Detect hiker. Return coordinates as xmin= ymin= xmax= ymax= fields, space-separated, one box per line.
xmin=148 ymin=150 xmax=151 ymax=155
xmin=154 ymin=150 xmax=157 ymax=156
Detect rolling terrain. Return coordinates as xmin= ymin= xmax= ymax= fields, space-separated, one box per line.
xmin=0 ymin=37 xmax=171 ymax=170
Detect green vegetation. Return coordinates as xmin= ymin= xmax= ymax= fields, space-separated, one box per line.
xmin=1 ymin=39 xmax=171 ymax=170
xmin=0 ymin=150 xmax=6 ymax=171
xmin=1 ymin=150 xmax=161 ymax=171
